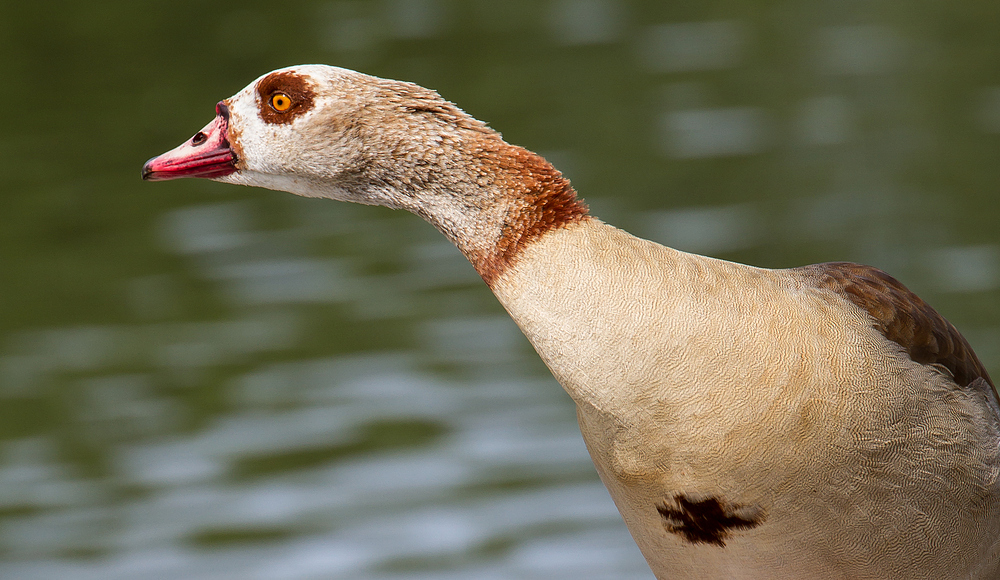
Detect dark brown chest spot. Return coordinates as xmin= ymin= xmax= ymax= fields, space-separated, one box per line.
xmin=657 ymin=494 xmax=765 ymax=547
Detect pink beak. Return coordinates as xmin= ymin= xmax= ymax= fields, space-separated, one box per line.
xmin=142 ymin=102 xmax=238 ymax=181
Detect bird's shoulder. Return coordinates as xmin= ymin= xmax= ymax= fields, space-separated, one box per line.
xmin=793 ymin=261 xmax=993 ymax=392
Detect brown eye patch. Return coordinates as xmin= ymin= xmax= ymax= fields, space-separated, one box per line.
xmin=256 ymin=71 xmax=317 ymax=125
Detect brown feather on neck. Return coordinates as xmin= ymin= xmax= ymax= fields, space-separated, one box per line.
xmin=348 ymin=85 xmax=589 ymax=286
xmin=463 ymin=142 xmax=589 ymax=287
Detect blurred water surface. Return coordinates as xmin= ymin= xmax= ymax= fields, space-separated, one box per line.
xmin=1 ymin=1 xmax=999 ymax=578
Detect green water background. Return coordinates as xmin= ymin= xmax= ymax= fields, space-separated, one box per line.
xmin=1 ymin=1 xmax=998 ymax=578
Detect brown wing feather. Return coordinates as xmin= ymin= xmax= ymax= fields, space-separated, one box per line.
xmin=797 ymin=262 xmax=995 ymax=396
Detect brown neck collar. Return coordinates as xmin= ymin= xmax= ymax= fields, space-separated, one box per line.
xmin=463 ymin=144 xmax=589 ymax=287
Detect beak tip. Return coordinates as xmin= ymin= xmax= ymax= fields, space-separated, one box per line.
xmin=141 ymin=158 xmax=156 ymax=181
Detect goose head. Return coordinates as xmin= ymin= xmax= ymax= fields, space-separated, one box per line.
xmin=143 ymin=65 xmax=496 ymax=206
xmin=143 ymin=64 xmax=587 ymax=283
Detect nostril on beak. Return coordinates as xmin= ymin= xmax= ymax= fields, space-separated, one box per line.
xmin=191 ymin=132 xmax=208 ymax=146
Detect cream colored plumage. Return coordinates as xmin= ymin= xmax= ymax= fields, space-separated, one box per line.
xmin=496 ymin=222 xmax=1000 ymax=578
xmin=143 ymin=65 xmax=1000 ymax=579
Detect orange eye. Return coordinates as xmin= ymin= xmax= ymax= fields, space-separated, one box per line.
xmin=270 ymin=93 xmax=292 ymax=112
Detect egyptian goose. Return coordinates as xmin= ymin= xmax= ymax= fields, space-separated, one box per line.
xmin=142 ymin=65 xmax=1000 ymax=579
